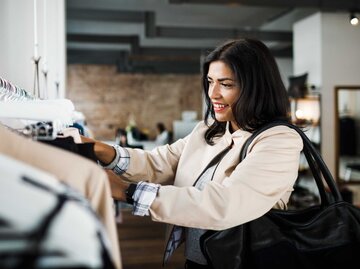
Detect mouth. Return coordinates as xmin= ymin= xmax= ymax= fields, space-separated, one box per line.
xmin=213 ymin=103 xmax=229 ymax=112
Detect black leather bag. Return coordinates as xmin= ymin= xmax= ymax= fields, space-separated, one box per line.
xmin=200 ymin=121 xmax=360 ymax=269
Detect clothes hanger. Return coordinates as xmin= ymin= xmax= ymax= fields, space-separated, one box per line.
xmin=0 ymin=77 xmax=37 ymax=101
xmin=0 ymin=77 xmax=76 ymax=138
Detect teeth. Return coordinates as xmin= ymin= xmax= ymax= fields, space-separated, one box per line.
xmin=213 ymin=104 xmax=227 ymax=108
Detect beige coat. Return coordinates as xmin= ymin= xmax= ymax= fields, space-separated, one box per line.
xmin=123 ymin=122 xmax=303 ymax=231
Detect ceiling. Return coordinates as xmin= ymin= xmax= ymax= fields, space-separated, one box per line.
xmin=66 ymin=0 xmax=360 ymax=73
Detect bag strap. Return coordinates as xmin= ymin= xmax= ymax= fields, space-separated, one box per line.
xmin=239 ymin=121 xmax=328 ymax=204
xmin=239 ymin=120 xmax=343 ymax=205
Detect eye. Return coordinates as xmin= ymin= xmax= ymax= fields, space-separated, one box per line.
xmin=221 ymin=83 xmax=233 ymax=88
xmin=207 ymin=80 xmax=214 ymax=85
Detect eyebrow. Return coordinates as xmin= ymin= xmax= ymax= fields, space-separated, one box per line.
xmin=207 ymin=76 xmax=235 ymax=82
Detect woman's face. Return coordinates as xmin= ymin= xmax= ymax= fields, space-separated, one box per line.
xmin=207 ymin=60 xmax=240 ymax=131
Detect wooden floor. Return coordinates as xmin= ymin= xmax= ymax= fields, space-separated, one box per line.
xmin=117 ymin=209 xmax=185 ymax=269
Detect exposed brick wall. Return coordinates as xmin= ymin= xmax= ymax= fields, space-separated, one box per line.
xmin=66 ymin=65 xmax=203 ymax=140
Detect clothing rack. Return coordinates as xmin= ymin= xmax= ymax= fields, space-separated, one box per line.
xmin=0 ymin=99 xmax=75 ymax=138
xmin=0 ymin=76 xmax=76 ymax=139
xmin=0 ymin=76 xmax=37 ymax=101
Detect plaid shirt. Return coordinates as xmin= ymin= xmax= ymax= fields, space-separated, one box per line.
xmin=101 ymin=145 xmax=160 ymax=216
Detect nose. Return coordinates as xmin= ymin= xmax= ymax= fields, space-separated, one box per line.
xmin=208 ymin=82 xmax=221 ymax=99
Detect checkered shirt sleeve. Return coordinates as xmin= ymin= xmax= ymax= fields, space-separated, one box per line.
xmin=100 ymin=145 xmax=130 ymax=175
xmin=132 ymin=181 xmax=160 ymax=216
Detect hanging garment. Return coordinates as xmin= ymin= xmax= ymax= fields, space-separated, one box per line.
xmin=0 ymin=154 xmax=114 ymax=269
xmin=40 ymin=136 xmax=97 ymax=163
xmin=339 ymin=116 xmax=357 ymax=156
xmin=0 ymin=125 xmax=122 ymax=269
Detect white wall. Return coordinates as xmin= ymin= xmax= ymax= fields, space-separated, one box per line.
xmin=275 ymin=58 xmax=293 ymax=89
xmin=293 ymin=12 xmax=360 ymax=177
xmin=0 ymin=0 xmax=66 ymax=99
xmin=293 ymin=13 xmax=322 ymax=88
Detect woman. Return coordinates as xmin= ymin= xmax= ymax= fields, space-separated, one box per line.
xmin=155 ymin=122 xmax=170 ymax=145
xmin=115 ymin=128 xmax=129 ymax=147
xmin=83 ymin=38 xmax=302 ymax=268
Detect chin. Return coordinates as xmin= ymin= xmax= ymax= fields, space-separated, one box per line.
xmin=215 ymin=117 xmax=227 ymax=123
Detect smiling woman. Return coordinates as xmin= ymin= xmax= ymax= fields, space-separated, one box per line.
xmin=203 ymin=39 xmax=290 ymax=145
xmin=81 ymin=38 xmax=302 ymax=269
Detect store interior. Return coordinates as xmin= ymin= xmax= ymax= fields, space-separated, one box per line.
xmin=1 ymin=0 xmax=360 ymax=268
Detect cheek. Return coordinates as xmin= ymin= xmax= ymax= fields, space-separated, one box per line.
xmin=225 ymin=92 xmax=240 ymax=104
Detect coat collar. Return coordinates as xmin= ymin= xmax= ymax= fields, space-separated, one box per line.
xmin=223 ymin=121 xmax=252 ymax=146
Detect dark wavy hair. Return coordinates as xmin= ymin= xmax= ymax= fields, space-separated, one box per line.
xmin=203 ymin=38 xmax=290 ymax=145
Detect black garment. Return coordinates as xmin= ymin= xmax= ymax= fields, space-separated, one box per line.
xmin=40 ymin=136 xmax=97 ymax=162
xmin=185 ymin=260 xmax=211 ymax=269
xmin=339 ymin=116 xmax=357 ymax=156
xmin=77 ymin=142 xmax=97 ymax=162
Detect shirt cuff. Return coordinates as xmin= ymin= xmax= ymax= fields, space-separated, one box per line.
xmin=100 ymin=145 xmax=130 ymax=175
xmin=132 ymin=181 xmax=160 ymax=216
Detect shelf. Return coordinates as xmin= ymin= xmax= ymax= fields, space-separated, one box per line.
xmin=289 ymin=95 xmax=320 ymax=101
xmin=290 ymin=94 xmax=321 ymax=129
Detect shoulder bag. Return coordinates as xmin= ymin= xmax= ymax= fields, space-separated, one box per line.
xmin=200 ymin=121 xmax=360 ymax=269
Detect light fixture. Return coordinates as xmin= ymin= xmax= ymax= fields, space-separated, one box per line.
xmin=350 ymin=12 xmax=359 ymax=26
xmin=295 ymin=99 xmax=320 ymax=125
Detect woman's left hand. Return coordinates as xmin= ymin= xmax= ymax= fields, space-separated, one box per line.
xmin=105 ymin=170 xmax=129 ymax=202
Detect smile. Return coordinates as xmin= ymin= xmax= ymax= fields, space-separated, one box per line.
xmin=213 ymin=103 xmax=229 ymax=112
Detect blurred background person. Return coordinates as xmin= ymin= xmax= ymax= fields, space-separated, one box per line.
xmin=115 ymin=128 xmax=129 ymax=147
xmin=116 ymin=128 xmax=144 ymax=149
xmin=155 ymin=122 xmax=170 ymax=145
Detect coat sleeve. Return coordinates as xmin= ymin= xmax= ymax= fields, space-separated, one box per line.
xmin=121 ymin=122 xmax=206 ymax=185
xmin=149 ymin=127 xmax=303 ymax=230
xmin=121 ymin=134 xmax=187 ymax=185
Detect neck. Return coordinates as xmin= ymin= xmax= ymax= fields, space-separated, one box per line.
xmin=229 ymin=122 xmax=239 ymax=133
